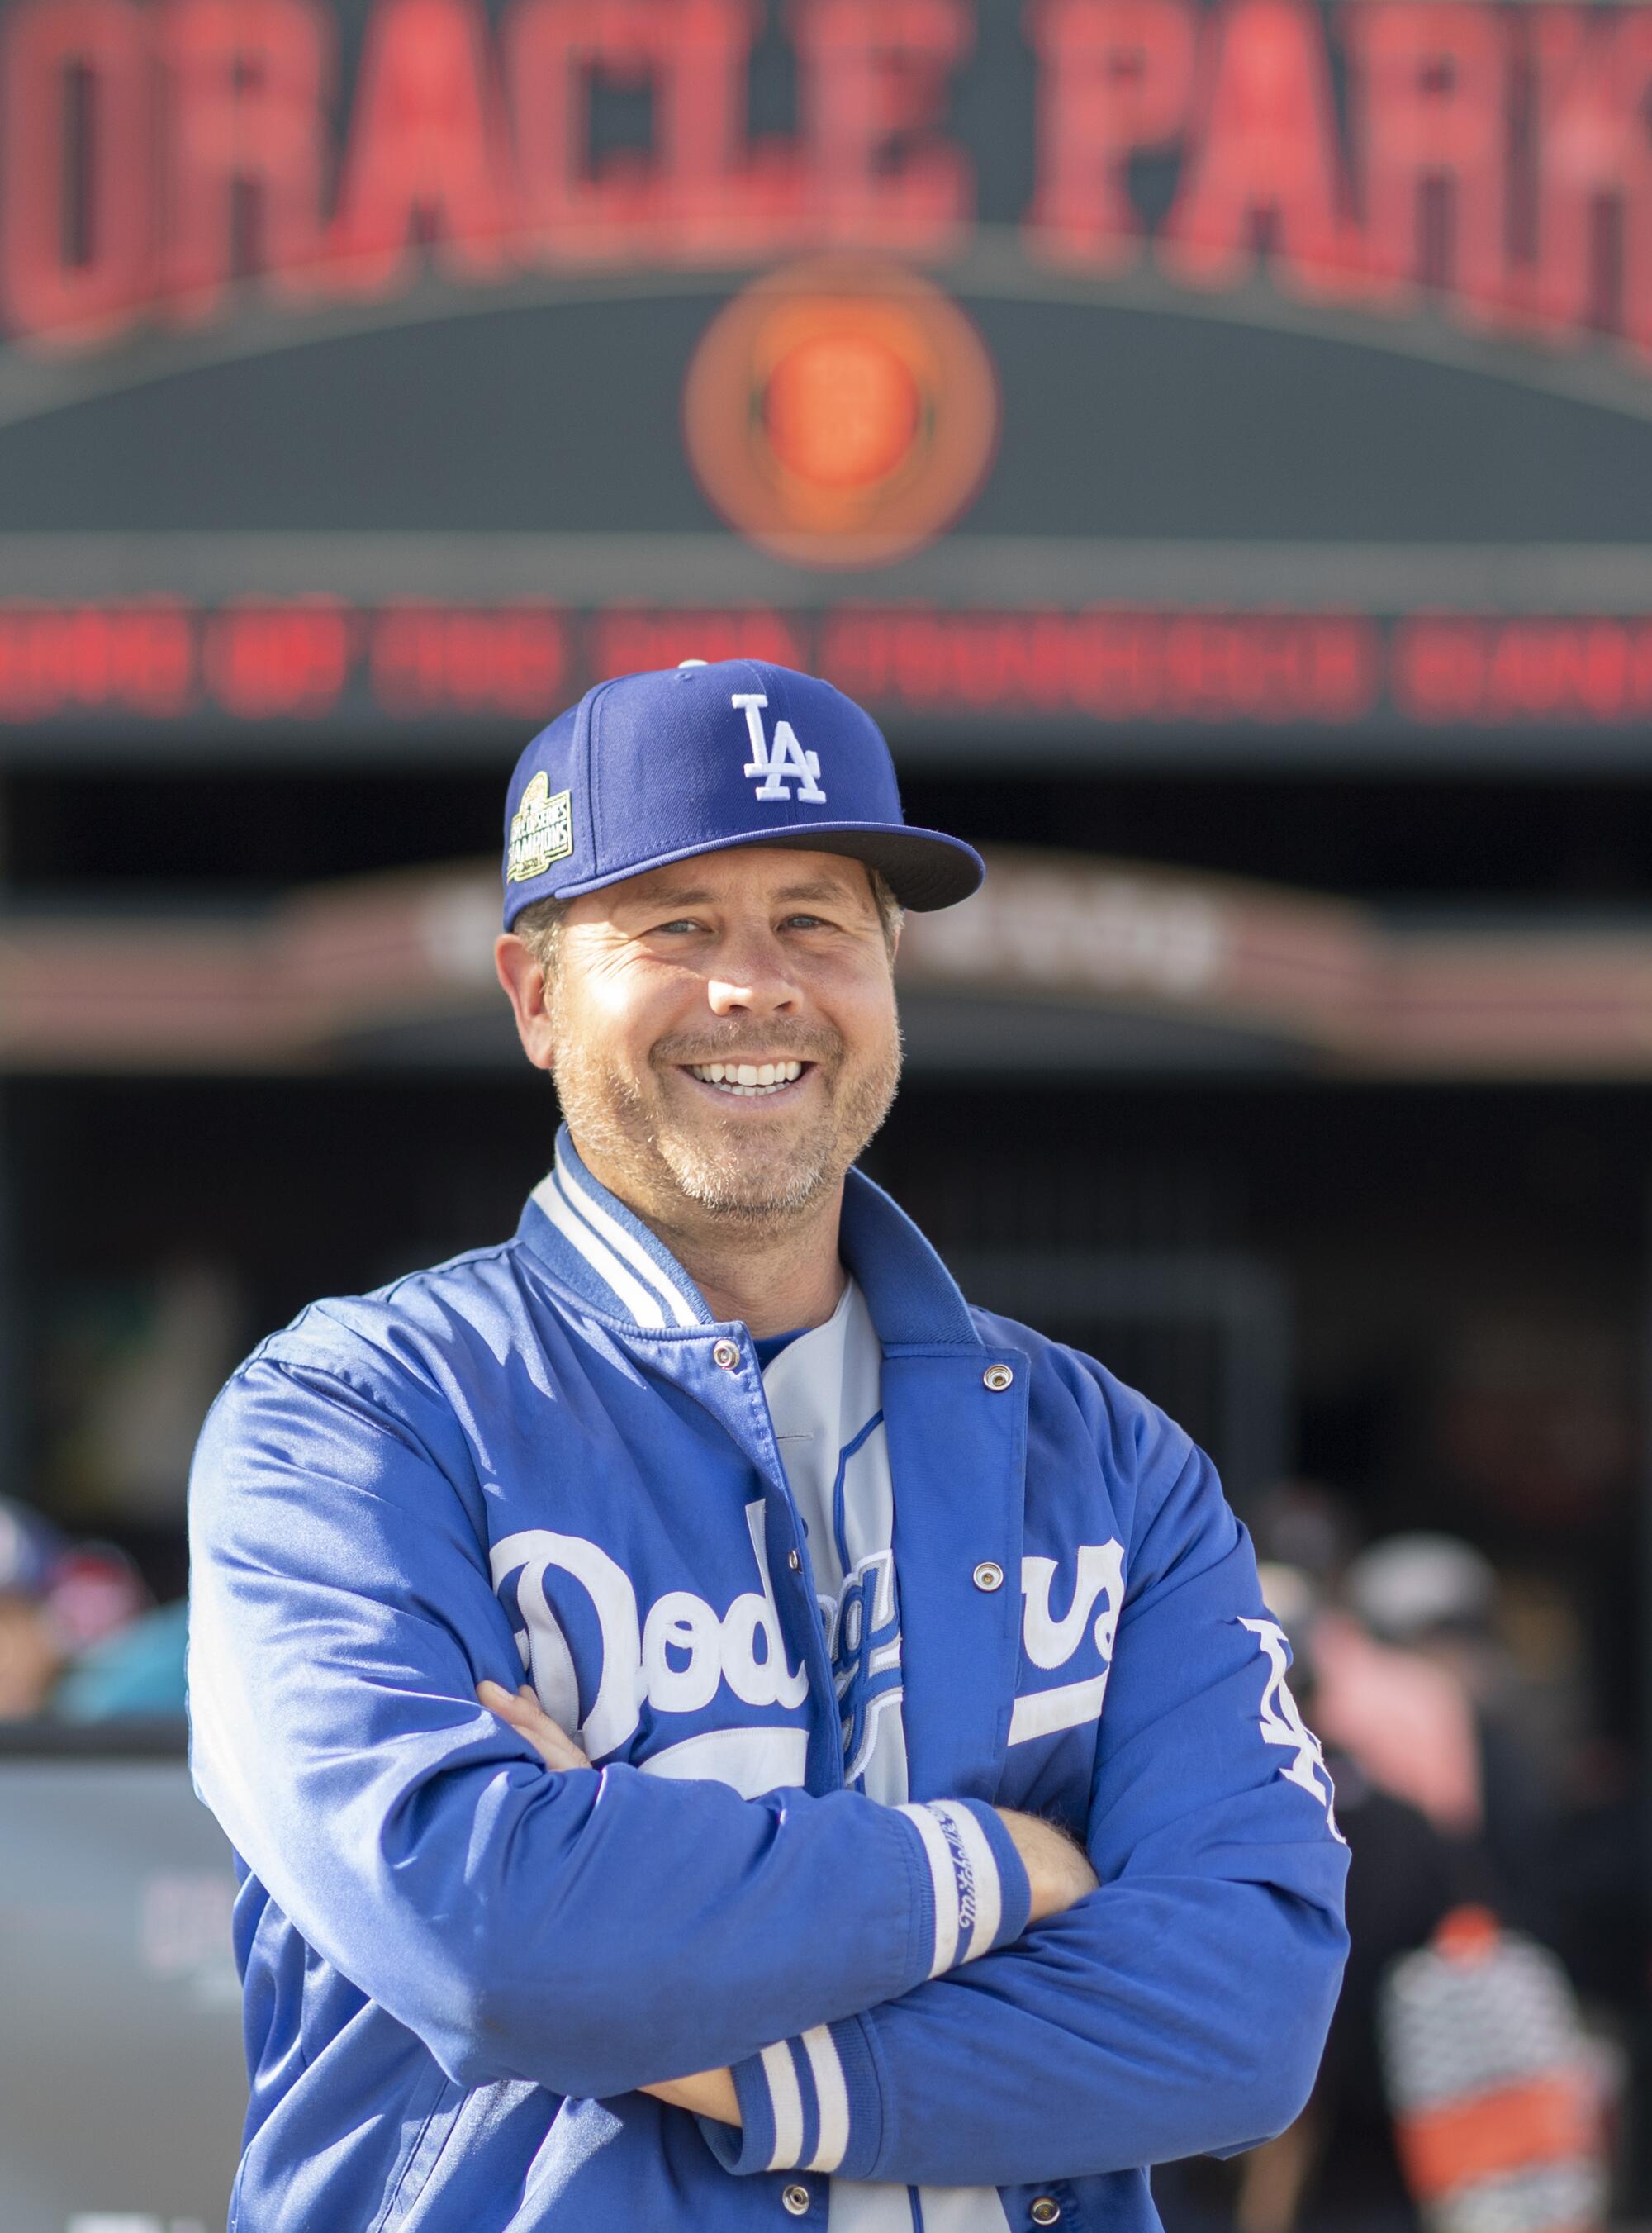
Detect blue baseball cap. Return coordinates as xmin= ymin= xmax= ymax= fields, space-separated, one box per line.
xmin=501 ymin=659 xmax=983 ymax=929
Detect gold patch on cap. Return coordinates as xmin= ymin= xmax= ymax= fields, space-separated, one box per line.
xmin=507 ymin=771 xmax=573 ymax=882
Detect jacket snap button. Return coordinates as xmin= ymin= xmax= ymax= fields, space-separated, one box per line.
xmin=983 ymin=1363 xmax=1014 ymax=1391
xmin=973 ymin=1561 xmax=1004 ymax=1593
xmin=787 ymin=1548 xmax=802 ymax=1572
xmin=712 ymin=1339 xmax=740 ymax=1371
xmin=782 ymin=2184 xmax=811 ymax=2216
xmin=1030 ymin=2202 xmax=1061 ymax=2227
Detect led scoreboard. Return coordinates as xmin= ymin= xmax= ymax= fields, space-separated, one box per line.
xmin=3 ymin=0 xmax=1652 ymax=758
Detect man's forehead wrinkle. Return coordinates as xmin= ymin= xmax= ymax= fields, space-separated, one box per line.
xmin=775 ymin=879 xmax=871 ymax=904
xmin=615 ymin=881 xmax=717 ymax=909
xmin=608 ymin=866 xmax=874 ymax=912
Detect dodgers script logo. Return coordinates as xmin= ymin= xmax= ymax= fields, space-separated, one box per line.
xmin=490 ymin=1502 xmax=808 ymax=1764
xmin=1009 ymin=1539 xmax=1127 ymax=1746
xmin=733 ymin=691 xmax=827 ymax=803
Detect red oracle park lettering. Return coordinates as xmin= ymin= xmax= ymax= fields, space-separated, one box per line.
xmin=1158 ymin=0 xmax=1353 ymax=297
xmin=328 ymin=0 xmax=515 ymax=292
xmin=1342 ymin=2 xmax=1512 ymax=314
xmin=370 ymin=604 xmax=567 ymax=715
xmin=1526 ymin=8 xmax=1652 ymax=350
xmin=651 ymin=0 xmax=804 ymax=256
xmin=650 ymin=0 xmax=801 ymax=259
xmin=792 ymin=0 xmax=974 ymax=250
xmin=155 ymin=0 xmax=335 ymax=319
xmin=11 ymin=0 xmax=1652 ymax=361
xmin=507 ymin=0 xmax=970 ymax=265
xmin=203 ymin=598 xmax=354 ymax=715
xmin=1 ymin=0 xmax=152 ymax=345
xmin=507 ymin=0 xmax=672 ymax=257
xmin=0 ymin=603 xmax=195 ymax=719
xmin=510 ymin=0 xmax=809 ymax=263
xmin=590 ymin=607 xmax=810 ymax=677
xmin=1024 ymin=0 xmax=1199 ymax=270
xmin=506 ymin=0 xmax=810 ymax=264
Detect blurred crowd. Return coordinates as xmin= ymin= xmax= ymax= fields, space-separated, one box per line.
xmin=0 ymin=1495 xmax=186 ymax=1723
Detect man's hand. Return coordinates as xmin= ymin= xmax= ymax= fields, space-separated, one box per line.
xmin=995 ymin=1808 xmax=1099 ymax=1922
xmin=477 ymin=1680 xmax=592 ymax=1770
xmin=628 ymin=1814 xmax=1098 ymax=2131
xmin=639 ymin=2068 xmax=742 ymax=2123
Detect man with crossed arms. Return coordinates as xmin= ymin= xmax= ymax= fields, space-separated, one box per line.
xmin=189 ymin=659 xmax=1347 ymax=2232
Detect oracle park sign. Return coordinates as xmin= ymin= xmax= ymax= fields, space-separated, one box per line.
xmin=4 ymin=0 xmax=1652 ymax=759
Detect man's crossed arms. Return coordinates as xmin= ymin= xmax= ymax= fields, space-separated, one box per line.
xmin=475 ymin=1678 xmax=1101 ymax=2126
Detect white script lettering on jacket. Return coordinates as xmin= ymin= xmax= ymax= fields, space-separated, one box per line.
xmin=491 ymin=1516 xmax=1127 ymax=1792
xmin=491 ymin=1502 xmax=809 ymax=1792
xmin=1007 ymin=1540 xmax=1127 ymax=1748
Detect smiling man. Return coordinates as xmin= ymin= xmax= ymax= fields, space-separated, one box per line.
xmin=188 ymin=660 xmax=1348 ymax=2233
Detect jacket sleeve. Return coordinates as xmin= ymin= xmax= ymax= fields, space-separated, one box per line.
xmin=700 ymin=1418 xmax=1350 ymax=2188
xmin=186 ymin=1346 xmax=1031 ymax=2103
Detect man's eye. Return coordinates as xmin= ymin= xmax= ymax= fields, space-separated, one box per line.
xmin=654 ymin=919 xmax=705 ymax=935
xmin=782 ymin=914 xmax=830 ymax=930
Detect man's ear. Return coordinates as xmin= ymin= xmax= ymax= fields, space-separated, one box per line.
xmin=494 ymin=933 xmax=558 ymax=1072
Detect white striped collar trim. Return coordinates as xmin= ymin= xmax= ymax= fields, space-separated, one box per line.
xmin=526 ymin=1132 xmax=709 ymax=1331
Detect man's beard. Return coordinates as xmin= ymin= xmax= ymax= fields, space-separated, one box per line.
xmin=547 ymin=991 xmax=903 ymax=1234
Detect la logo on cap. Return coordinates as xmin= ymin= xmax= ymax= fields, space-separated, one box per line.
xmin=733 ymin=693 xmax=826 ymax=804
xmin=507 ymin=770 xmax=573 ymax=883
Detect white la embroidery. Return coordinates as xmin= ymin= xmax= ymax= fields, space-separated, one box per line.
xmin=1239 ymin=1617 xmax=1345 ymax=1840
xmin=732 ymin=692 xmax=827 ymax=803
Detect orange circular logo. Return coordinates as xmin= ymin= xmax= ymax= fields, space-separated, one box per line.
xmin=682 ymin=259 xmax=999 ymax=570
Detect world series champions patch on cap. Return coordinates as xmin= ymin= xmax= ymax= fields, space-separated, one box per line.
xmin=506 ymin=772 xmax=573 ymax=884
xmin=500 ymin=658 xmax=983 ymax=929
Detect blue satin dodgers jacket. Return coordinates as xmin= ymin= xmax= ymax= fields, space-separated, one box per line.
xmin=188 ymin=1130 xmax=1349 ymax=2233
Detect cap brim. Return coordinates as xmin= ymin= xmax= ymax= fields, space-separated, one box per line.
xmin=545 ymin=822 xmax=985 ymax=914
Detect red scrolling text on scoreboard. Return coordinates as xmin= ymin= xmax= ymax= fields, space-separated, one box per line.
xmin=9 ymin=601 xmax=1652 ymax=739
xmin=0 ymin=0 xmax=1645 ymax=359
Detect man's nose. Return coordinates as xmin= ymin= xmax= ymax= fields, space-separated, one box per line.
xmin=705 ymin=929 xmax=800 ymax=1017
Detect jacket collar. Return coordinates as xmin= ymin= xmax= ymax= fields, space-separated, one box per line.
xmin=838 ymin=1157 xmax=980 ymax=1351
xmin=520 ymin=1125 xmax=712 ymax=1330
xmin=516 ymin=1123 xmax=980 ymax=1351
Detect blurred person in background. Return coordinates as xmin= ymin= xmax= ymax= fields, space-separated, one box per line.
xmin=1328 ymin=1534 xmax=1557 ymax=1939
xmin=1157 ymin=1564 xmax=1459 ymax=2233
xmin=1162 ymin=1551 xmax=1613 ymax=2233
xmin=1246 ymin=1504 xmax=1564 ymax=1941
xmin=0 ymin=1493 xmax=185 ymax=1721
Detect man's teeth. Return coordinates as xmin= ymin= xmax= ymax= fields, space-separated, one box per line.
xmin=688 ymin=1059 xmax=805 ymax=1095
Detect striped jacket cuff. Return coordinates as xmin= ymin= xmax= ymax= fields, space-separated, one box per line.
xmin=697 ymin=2017 xmax=884 ymax=2180
xmin=695 ymin=1803 xmax=1028 ymax=2180
xmin=895 ymin=1797 xmax=1032 ymax=1978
